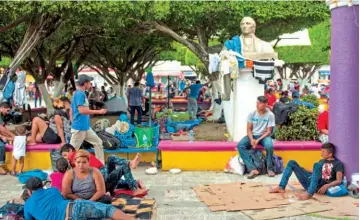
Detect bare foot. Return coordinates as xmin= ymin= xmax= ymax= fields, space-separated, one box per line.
xmin=0 ymin=167 xmax=7 ymax=175
xmin=270 ymin=186 xmax=285 ymax=193
xmin=27 ymin=141 xmax=37 ymax=146
xmin=296 ymin=192 xmax=312 ymax=200
xmin=129 ymin=153 xmax=141 ymax=169
xmin=137 ymin=180 xmax=145 ymax=189
xmin=133 ymin=188 xmax=148 ymax=196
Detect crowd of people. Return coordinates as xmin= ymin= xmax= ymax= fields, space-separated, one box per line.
xmin=0 ymin=71 xmax=341 ymax=219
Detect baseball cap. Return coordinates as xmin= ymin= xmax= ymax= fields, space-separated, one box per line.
xmin=77 ymin=74 xmax=94 ymax=86
xmin=22 ymin=177 xmax=43 ymax=190
xmin=257 ymin=96 xmax=268 ymax=103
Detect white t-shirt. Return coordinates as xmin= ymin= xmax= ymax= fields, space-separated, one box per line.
xmin=13 ymin=136 xmax=26 ymax=160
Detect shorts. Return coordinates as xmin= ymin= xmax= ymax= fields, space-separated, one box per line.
xmin=42 ymin=127 xmax=61 ymax=144
xmin=70 ymin=199 xmax=116 ymax=219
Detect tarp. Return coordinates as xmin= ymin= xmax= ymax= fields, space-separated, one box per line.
xmin=104 ymin=96 xmax=127 ymax=114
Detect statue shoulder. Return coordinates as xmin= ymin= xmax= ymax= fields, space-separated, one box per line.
xmin=255 ymin=37 xmax=274 ymax=52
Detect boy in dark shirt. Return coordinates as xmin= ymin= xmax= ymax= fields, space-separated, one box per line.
xmin=270 ymin=142 xmax=344 ymax=200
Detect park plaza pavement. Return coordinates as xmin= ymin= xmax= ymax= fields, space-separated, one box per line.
xmin=0 ymin=166 xmax=335 ymax=220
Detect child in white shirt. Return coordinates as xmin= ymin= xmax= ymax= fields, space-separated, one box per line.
xmin=1 ymin=126 xmax=27 ymax=175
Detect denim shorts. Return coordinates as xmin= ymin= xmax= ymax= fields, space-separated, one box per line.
xmin=71 ymin=199 xmax=116 ymax=219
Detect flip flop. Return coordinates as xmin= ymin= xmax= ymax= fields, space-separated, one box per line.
xmin=10 ymin=172 xmax=17 ymax=176
xmin=247 ymin=172 xmax=259 ymax=179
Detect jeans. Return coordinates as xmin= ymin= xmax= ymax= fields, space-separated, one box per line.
xmin=70 ymin=200 xmax=116 ymax=219
xmin=0 ymin=140 xmax=5 ymax=166
xmin=279 ymin=160 xmax=325 ymax=196
xmin=187 ymin=97 xmax=197 ymax=119
xmin=130 ymin=105 xmax=142 ymax=125
xmin=100 ymin=155 xmax=137 ymax=192
xmin=237 ymin=135 xmax=273 ymax=172
xmin=34 ymin=97 xmax=41 ymax=108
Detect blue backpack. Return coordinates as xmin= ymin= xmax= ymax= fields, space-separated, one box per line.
xmin=272 ymin=154 xmax=284 ymax=174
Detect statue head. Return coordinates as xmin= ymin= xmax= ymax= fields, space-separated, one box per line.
xmin=240 ymin=17 xmax=256 ymax=36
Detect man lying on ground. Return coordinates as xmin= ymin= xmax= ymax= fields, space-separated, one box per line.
xmin=23 ymin=177 xmax=134 ymax=220
xmin=270 ymin=142 xmax=344 ymax=200
xmin=60 ymin=144 xmax=147 ymax=196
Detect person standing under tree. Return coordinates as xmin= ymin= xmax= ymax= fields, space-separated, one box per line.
xmin=70 ymin=75 xmax=107 ymax=163
xmin=127 ymin=81 xmax=144 ymax=125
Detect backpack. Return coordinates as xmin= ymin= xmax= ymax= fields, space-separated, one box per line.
xmin=248 ymin=149 xmax=267 ymax=174
xmin=0 ymin=202 xmax=24 ymax=218
xmin=271 ymin=154 xmax=284 ymax=174
xmin=97 ymin=130 xmax=121 ymax=150
xmin=273 ymin=102 xmax=298 ymax=125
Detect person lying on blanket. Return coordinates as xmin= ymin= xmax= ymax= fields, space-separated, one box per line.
xmin=60 ymin=144 xmax=147 ymax=196
xmin=23 ymin=177 xmax=135 ymax=220
xmin=270 ymin=142 xmax=344 ymax=200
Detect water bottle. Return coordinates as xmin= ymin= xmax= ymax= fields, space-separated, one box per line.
xmin=189 ymin=130 xmax=194 ymax=143
xmin=343 ymin=176 xmax=348 ymax=187
xmin=143 ymin=135 xmax=148 ymax=150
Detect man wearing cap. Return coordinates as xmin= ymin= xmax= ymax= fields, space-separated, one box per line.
xmin=23 ymin=177 xmax=134 ymax=220
xmin=237 ymin=96 xmax=276 ymax=179
xmin=71 ymin=74 xmax=107 ymax=163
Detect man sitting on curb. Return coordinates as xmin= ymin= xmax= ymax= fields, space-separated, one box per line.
xmin=237 ymin=96 xmax=276 ymax=179
xmin=60 ymin=144 xmax=147 ymax=196
xmin=270 ymin=143 xmax=344 ymax=200
xmin=23 ymin=177 xmax=134 ymax=220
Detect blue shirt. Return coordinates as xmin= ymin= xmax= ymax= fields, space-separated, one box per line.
xmin=128 ymin=87 xmax=143 ymax=106
xmin=179 ymin=81 xmax=186 ymax=91
xmin=188 ymin=84 xmax=203 ymax=99
xmin=71 ymin=90 xmax=90 ymax=130
xmin=24 ymin=188 xmax=70 ymax=220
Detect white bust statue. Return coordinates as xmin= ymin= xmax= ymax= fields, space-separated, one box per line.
xmin=240 ymin=17 xmax=275 ymax=54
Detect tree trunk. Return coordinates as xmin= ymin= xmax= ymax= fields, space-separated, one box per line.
xmin=151 ymin=22 xmax=210 ymax=74
xmin=8 ymin=14 xmax=61 ymax=77
xmin=53 ymin=80 xmax=66 ymax=98
xmin=38 ymin=83 xmax=54 ymax=114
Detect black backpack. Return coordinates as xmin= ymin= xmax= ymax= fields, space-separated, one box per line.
xmin=97 ymin=130 xmax=121 ymax=150
xmin=273 ymin=102 xmax=298 ymax=125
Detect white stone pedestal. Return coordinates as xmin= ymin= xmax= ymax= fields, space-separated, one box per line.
xmin=223 ymin=69 xmax=264 ymax=142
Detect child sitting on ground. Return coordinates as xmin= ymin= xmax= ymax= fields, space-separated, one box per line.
xmin=270 ymin=142 xmax=345 ymax=200
xmin=50 ymin=158 xmax=69 ymax=193
xmin=0 ymin=126 xmax=27 ymax=175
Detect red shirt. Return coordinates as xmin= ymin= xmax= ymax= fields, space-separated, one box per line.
xmin=266 ymin=94 xmax=277 ymax=107
xmin=317 ymin=111 xmax=329 ymax=132
xmin=68 ymin=151 xmax=104 ymax=169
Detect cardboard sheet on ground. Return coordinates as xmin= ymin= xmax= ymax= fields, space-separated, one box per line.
xmin=193 ymin=182 xmax=359 ymax=219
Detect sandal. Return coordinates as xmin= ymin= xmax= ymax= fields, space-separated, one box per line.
xmin=247 ymin=172 xmax=259 ymax=179
xmin=10 ymin=171 xmax=17 ymax=176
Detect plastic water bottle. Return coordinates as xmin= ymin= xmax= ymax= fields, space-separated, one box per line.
xmin=189 ymin=130 xmax=194 ymax=143
xmin=143 ymin=135 xmax=148 ymax=150
xmin=343 ymin=176 xmax=348 ymax=187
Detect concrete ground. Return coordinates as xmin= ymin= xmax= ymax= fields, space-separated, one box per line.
xmin=0 ymin=166 xmax=336 ymax=220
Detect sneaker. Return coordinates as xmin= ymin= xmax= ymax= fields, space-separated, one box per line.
xmin=268 ymin=171 xmax=276 ymax=177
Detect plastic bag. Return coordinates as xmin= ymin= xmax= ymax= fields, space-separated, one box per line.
xmin=224 ymin=155 xmax=245 ymax=175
